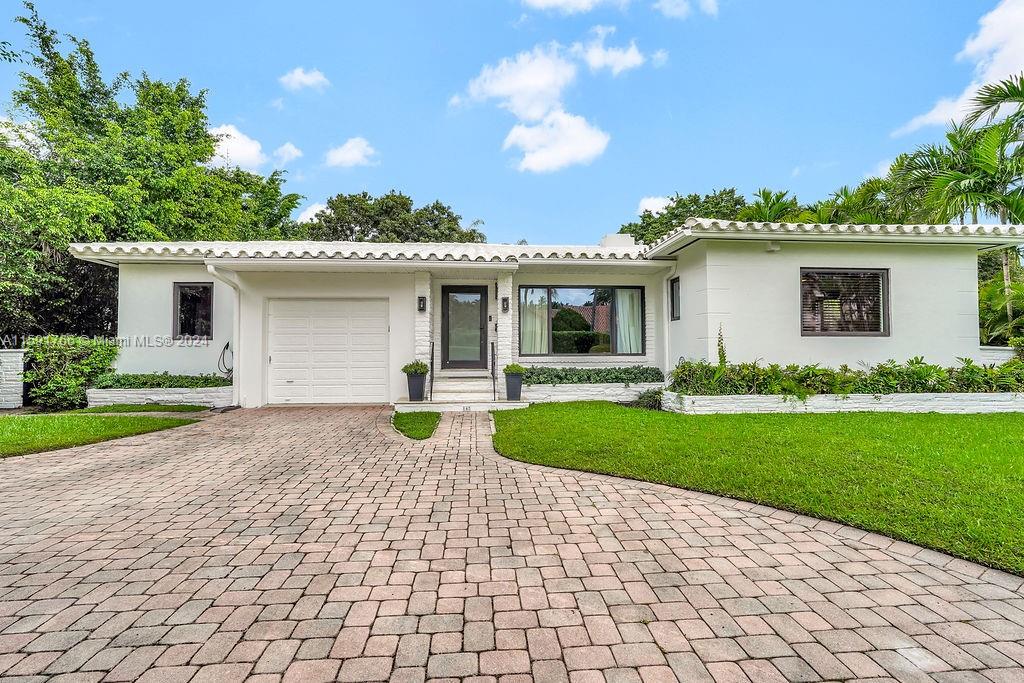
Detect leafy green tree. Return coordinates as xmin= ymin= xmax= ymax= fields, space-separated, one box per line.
xmin=294 ymin=191 xmax=486 ymax=243
xmin=618 ymin=188 xmax=746 ymax=244
xmin=1 ymin=3 xmax=301 ymax=338
xmin=738 ymin=188 xmax=800 ymax=222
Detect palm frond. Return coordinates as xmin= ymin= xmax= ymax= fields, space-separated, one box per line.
xmin=966 ymin=73 xmax=1024 ymax=126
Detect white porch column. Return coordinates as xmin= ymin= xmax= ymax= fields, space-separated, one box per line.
xmin=414 ymin=271 xmax=433 ymax=364
xmin=495 ymin=272 xmax=514 ymax=397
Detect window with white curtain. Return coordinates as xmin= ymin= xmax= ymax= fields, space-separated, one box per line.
xmin=518 ymin=286 xmax=645 ymax=355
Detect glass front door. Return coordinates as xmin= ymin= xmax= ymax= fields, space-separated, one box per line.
xmin=442 ymin=285 xmax=488 ymax=368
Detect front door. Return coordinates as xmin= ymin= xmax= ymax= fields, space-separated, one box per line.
xmin=441 ymin=285 xmax=488 ymax=369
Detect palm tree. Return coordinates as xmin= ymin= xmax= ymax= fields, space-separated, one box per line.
xmin=738 ymin=188 xmax=799 ymax=222
xmin=965 ymin=73 xmax=1024 ymax=127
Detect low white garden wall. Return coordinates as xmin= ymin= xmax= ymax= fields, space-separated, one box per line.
xmin=524 ymin=382 xmax=664 ymax=403
xmin=662 ymin=390 xmax=1024 ymax=415
xmin=0 ymin=349 xmax=25 ymax=409
xmin=87 ymin=387 xmax=233 ymax=408
xmin=977 ymin=346 xmax=1017 ymax=364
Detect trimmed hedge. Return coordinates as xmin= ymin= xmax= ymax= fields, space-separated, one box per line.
xmin=92 ymin=372 xmax=232 ymax=389
xmin=669 ymin=357 xmax=1024 ymax=397
xmin=24 ymin=336 xmax=119 ymax=411
xmin=521 ymin=365 xmax=664 ymax=386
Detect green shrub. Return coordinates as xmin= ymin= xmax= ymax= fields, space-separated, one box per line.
xmin=552 ymin=331 xmax=611 ymax=354
xmin=23 ymin=336 xmax=119 ymax=411
xmin=92 ymin=372 xmax=231 ymax=389
xmin=1011 ymin=336 xmax=1024 ymax=360
xmin=503 ymin=363 xmax=526 ymax=375
xmin=630 ymin=388 xmax=663 ymax=410
xmin=401 ymin=361 xmax=429 ymax=375
xmin=669 ymin=357 xmax=1024 ymax=396
xmin=521 ymin=365 xmax=664 ymax=385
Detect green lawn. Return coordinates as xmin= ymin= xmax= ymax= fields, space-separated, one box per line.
xmin=72 ymin=404 xmax=208 ymax=413
xmin=393 ymin=411 xmax=441 ymax=440
xmin=0 ymin=414 xmax=197 ymax=457
xmin=492 ymin=402 xmax=1024 ymax=575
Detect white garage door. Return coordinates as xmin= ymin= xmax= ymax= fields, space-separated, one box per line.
xmin=267 ymin=299 xmax=389 ymax=404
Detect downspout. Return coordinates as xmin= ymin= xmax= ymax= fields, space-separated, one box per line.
xmin=206 ymin=264 xmax=242 ymax=407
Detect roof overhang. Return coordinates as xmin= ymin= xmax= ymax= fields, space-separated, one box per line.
xmin=68 ymin=241 xmax=648 ymax=269
xmin=644 ymin=218 xmax=1024 ymax=258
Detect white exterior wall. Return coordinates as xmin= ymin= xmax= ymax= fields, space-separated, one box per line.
xmin=234 ymin=271 xmax=416 ymax=408
xmin=671 ymin=241 xmax=982 ymax=367
xmin=511 ymin=270 xmax=665 ymax=370
xmin=116 ymin=264 xmax=234 ymax=375
xmin=666 ymin=243 xmax=709 ymax=368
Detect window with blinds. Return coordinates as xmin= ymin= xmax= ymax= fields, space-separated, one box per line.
xmin=800 ymin=269 xmax=889 ymax=336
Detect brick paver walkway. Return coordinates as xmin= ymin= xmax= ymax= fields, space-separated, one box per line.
xmin=1 ymin=407 xmax=1023 ymax=682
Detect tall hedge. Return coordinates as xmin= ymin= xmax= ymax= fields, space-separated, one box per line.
xmin=23 ymin=336 xmax=119 ymax=411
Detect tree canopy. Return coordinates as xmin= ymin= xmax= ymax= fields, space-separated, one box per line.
xmin=1 ymin=3 xmax=301 ymax=337
xmin=618 ymin=188 xmax=746 ymax=244
xmin=291 ymin=191 xmax=486 ymax=243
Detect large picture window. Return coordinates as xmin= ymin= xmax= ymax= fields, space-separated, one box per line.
xmin=173 ymin=282 xmax=213 ymax=339
xmin=800 ymin=269 xmax=888 ymax=336
xmin=518 ymin=286 xmax=644 ymax=355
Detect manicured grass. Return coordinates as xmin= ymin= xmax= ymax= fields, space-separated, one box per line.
xmin=492 ymin=402 xmax=1024 ymax=575
xmin=393 ymin=411 xmax=441 ymax=440
xmin=71 ymin=404 xmax=208 ymax=413
xmin=0 ymin=414 xmax=197 ymax=457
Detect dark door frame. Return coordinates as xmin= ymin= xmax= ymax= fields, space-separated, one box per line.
xmin=441 ymin=285 xmax=488 ymax=369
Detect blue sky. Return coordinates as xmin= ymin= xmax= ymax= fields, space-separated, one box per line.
xmin=2 ymin=0 xmax=1021 ymax=243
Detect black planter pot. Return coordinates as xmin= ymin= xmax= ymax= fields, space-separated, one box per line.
xmin=505 ymin=374 xmax=523 ymax=401
xmin=407 ymin=374 xmax=426 ymax=401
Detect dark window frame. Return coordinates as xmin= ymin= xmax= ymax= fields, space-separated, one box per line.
xmin=173 ymin=282 xmax=214 ymax=340
xmin=669 ymin=277 xmax=681 ymax=321
xmin=799 ymin=268 xmax=890 ymax=337
xmin=517 ymin=285 xmax=646 ymax=357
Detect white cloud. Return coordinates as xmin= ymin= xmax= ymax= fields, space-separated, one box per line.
xmin=522 ymin=0 xmax=626 ymax=14
xmin=865 ymin=158 xmax=892 ymax=179
xmin=466 ymin=43 xmax=577 ymax=121
xmin=503 ymin=109 xmax=609 ymax=172
xmin=698 ymin=0 xmax=718 ymax=16
xmin=325 ymin=137 xmax=378 ymax=167
xmin=208 ymin=124 xmax=266 ymax=171
xmin=278 ymin=67 xmax=331 ymax=92
xmin=272 ymin=142 xmax=303 ymax=166
xmin=297 ymin=202 xmax=325 ymax=223
xmin=790 ymin=160 xmax=839 ymax=178
xmin=571 ymin=26 xmax=647 ymax=76
xmin=652 ymin=0 xmax=717 ymax=19
xmin=653 ymin=0 xmax=690 ymax=18
xmin=894 ymin=0 xmax=1024 ymax=136
xmin=651 ymin=49 xmax=669 ymax=67
xmin=637 ymin=196 xmax=672 ymax=215
xmin=269 ymin=97 xmax=284 ymax=111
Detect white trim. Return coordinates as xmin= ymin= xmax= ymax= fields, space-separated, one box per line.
xmin=645 ymin=218 xmax=1024 ymax=258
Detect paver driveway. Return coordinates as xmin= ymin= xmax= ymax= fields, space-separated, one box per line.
xmin=1 ymin=407 xmax=1023 ymax=683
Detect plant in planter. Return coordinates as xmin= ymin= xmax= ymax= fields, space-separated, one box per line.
xmin=503 ymin=363 xmax=526 ymax=401
xmin=402 ymin=361 xmax=430 ymax=401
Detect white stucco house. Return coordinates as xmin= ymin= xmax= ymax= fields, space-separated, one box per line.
xmin=69 ymin=218 xmax=1024 ymax=408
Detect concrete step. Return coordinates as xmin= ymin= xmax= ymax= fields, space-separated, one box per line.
xmin=430 ymin=391 xmax=497 ymax=401
xmin=394 ymin=400 xmax=528 ymax=413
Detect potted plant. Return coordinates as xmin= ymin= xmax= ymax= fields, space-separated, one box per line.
xmin=402 ymin=361 xmax=429 ymax=401
xmin=503 ymin=363 xmax=526 ymax=401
